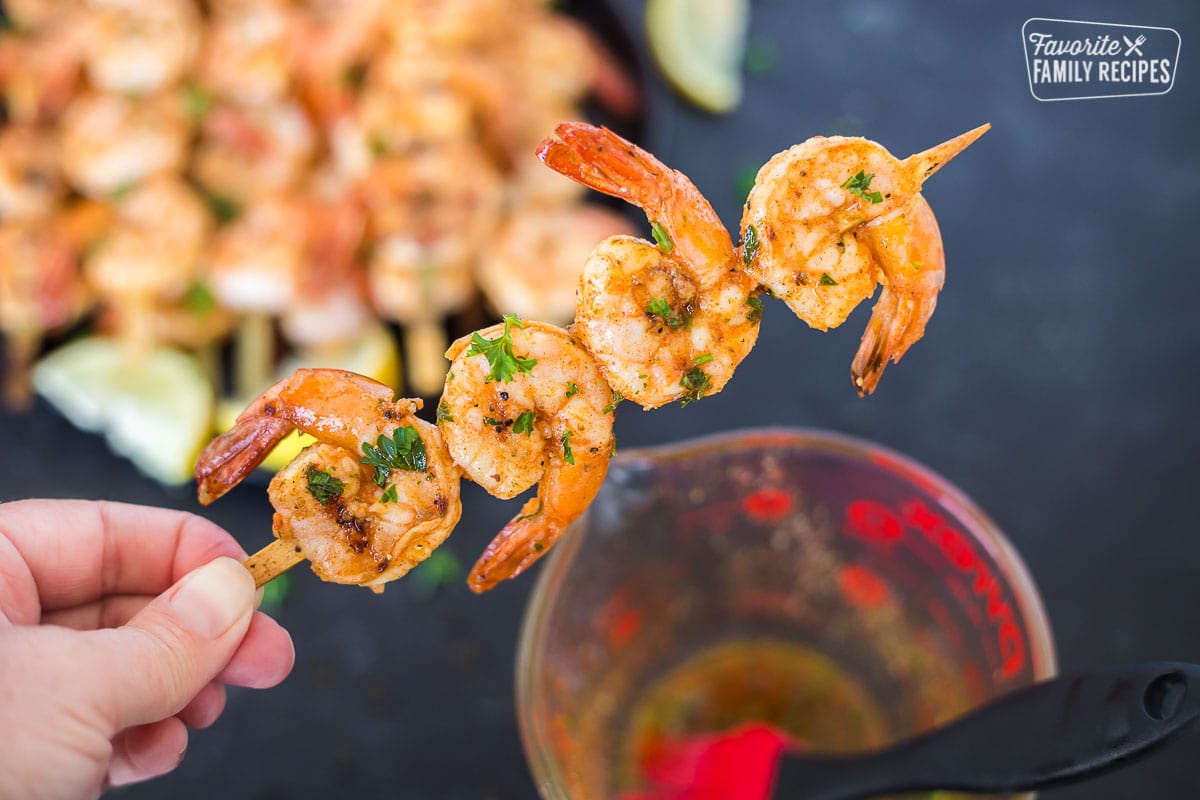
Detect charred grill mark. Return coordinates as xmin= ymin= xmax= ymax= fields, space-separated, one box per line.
xmin=333 ymin=502 xmax=371 ymax=553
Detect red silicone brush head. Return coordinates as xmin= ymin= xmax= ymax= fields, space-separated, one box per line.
xmin=622 ymin=723 xmax=794 ymax=800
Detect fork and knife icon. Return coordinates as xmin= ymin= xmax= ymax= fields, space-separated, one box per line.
xmin=1123 ymin=34 xmax=1147 ymax=56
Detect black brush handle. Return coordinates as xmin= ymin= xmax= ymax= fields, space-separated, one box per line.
xmin=775 ymin=661 xmax=1200 ymax=799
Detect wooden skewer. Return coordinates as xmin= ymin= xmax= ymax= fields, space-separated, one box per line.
xmin=905 ymin=123 xmax=991 ymax=181
xmin=243 ymin=538 xmax=305 ymax=588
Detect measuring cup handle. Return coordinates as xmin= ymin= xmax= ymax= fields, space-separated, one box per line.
xmin=775 ymin=661 xmax=1200 ymax=799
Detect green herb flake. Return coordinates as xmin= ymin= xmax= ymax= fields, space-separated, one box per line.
xmin=819 ymin=272 xmax=838 ymax=286
xmin=305 ymin=465 xmax=345 ymax=504
xmin=679 ymin=367 xmax=711 ymax=407
xmin=360 ymin=425 xmax=427 ymax=487
xmin=743 ymin=224 xmax=760 ymax=265
xmin=260 ymin=572 xmax=292 ymax=612
xmin=565 ymin=381 xmax=579 ymax=398
xmin=483 ymin=416 xmax=504 ymax=427
xmin=645 ymin=297 xmax=690 ymax=330
xmin=650 ymin=220 xmax=674 ymax=254
xmin=911 ymin=260 xmax=923 ymax=271
xmin=464 ymin=314 xmax=537 ymax=383
xmin=513 ymin=410 xmax=536 ymax=435
xmin=602 ymin=390 xmax=624 ymax=415
xmin=735 ymin=164 xmax=759 ymax=201
xmin=380 ymin=484 xmax=398 ymax=503
xmin=533 ymin=541 xmax=545 ymax=553
xmin=744 ymin=38 xmax=778 ymax=75
xmin=202 ymin=190 xmax=241 ymax=224
xmin=410 ymin=548 xmax=464 ymax=597
xmin=561 ymin=429 xmax=575 ymax=465
xmin=693 ymin=353 xmax=715 ymax=366
xmin=436 ymin=400 xmax=454 ymax=423
xmin=184 ymin=82 xmax=212 ymax=120
xmin=841 ymin=170 xmax=883 ymax=204
xmin=746 ymin=295 xmax=764 ymax=323
xmin=182 ymin=280 xmax=216 ymax=315
xmin=109 ymin=182 xmax=134 ymax=201
xmin=341 ymin=62 xmax=367 ymax=89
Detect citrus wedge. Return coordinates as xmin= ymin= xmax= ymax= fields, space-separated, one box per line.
xmin=33 ymin=337 xmax=215 ymax=485
xmin=217 ymin=322 xmax=402 ymax=474
xmin=647 ymin=0 xmax=750 ymax=113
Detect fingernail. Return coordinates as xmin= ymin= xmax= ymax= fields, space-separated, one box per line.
xmin=169 ymin=557 xmax=255 ymax=639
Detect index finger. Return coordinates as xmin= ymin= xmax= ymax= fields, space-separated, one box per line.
xmin=0 ymin=499 xmax=246 ymax=619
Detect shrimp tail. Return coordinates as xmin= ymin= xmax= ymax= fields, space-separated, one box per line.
xmin=905 ymin=123 xmax=990 ymax=182
xmin=467 ymin=496 xmax=563 ymax=593
xmin=851 ymin=291 xmax=935 ymax=396
xmin=195 ymin=415 xmax=291 ymax=504
xmin=536 ymin=122 xmax=666 ymax=205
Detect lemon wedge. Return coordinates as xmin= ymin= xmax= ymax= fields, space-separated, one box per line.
xmin=33 ymin=337 xmax=215 ymax=485
xmin=647 ymin=0 xmax=750 ymax=113
xmin=217 ymin=322 xmax=402 ymax=473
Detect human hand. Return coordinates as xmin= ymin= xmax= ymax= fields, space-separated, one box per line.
xmin=0 ymin=499 xmax=295 ymax=800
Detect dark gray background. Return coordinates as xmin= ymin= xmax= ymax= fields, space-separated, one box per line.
xmin=2 ymin=0 xmax=1198 ymax=797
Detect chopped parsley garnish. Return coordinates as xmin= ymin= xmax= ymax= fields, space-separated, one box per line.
xmin=841 ymin=170 xmax=883 ymax=204
xmin=361 ymin=425 xmax=427 ymax=487
xmin=306 ymin=466 xmax=345 ymax=504
xmin=819 ymin=272 xmax=838 ymax=286
xmin=645 ymin=297 xmax=690 ymax=330
xmin=911 ymin=260 xmax=923 ymax=271
xmin=743 ymin=224 xmax=759 ymax=264
xmin=483 ymin=416 xmax=504 ymax=427
xmin=533 ymin=541 xmax=545 ymax=553
xmin=380 ymin=484 xmax=398 ymax=503
xmin=184 ymin=83 xmax=212 ymax=120
xmin=561 ymin=430 xmax=575 ymax=465
xmin=465 ymin=313 xmax=537 ymax=383
xmin=693 ymin=353 xmax=714 ymax=366
xmin=513 ymin=411 xmax=536 ymax=435
xmin=201 ymin=190 xmax=241 ymax=224
xmin=182 ymin=280 xmax=216 ymax=315
xmin=565 ymin=381 xmax=580 ymax=398
xmin=437 ymin=400 xmax=454 ymax=423
xmin=650 ymin=220 xmax=674 ymax=253
xmin=746 ymin=295 xmax=763 ymax=323
xmin=679 ymin=367 xmax=711 ymax=407
xmin=602 ymin=390 xmax=624 ymax=414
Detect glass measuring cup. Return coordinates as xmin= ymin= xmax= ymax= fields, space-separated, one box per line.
xmin=516 ymin=428 xmax=1056 ymax=799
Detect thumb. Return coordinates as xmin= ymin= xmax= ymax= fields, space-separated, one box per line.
xmin=83 ymin=557 xmax=257 ymax=732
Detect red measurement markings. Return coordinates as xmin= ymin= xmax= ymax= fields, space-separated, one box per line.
xmin=742 ymin=488 xmax=794 ymax=521
xmin=901 ymin=500 xmax=1027 ymax=680
xmin=837 ymin=564 xmax=890 ymax=609
xmin=845 ymin=499 xmax=904 ymax=543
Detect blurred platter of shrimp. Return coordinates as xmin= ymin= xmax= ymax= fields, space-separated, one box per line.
xmin=0 ymin=0 xmax=642 ymax=484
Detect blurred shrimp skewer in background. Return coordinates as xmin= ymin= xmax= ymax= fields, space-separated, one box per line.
xmin=83 ymin=177 xmax=211 ymax=360
xmin=360 ymin=143 xmax=504 ymax=395
xmin=741 ymin=124 xmax=988 ymax=394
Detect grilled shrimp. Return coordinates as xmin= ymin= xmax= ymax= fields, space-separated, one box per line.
xmin=0 ymin=126 xmax=64 ymax=222
xmin=538 ymin=122 xmax=760 ymax=409
xmin=194 ymin=101 xmax=316 ymax=203
xmin=440 ymin=317 xmax=615 ymax=592
xmin=740 ymin=125 xmax=987 ymax=392
xmin=850 ymin=194 xmax=946 ymax=395
xmin=84 ymin=0 xmax=200 ymax=94
xmin=58 ymin=91 xmax=189 ymax=197
xmin=195 ymin=369 xmax=462 ymax=589
xmin=477 ymin=204 xmax=636 ymax=324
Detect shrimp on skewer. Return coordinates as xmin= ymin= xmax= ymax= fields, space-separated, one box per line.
xmin=537 ymin=123 xmax=761 ymax=409
xmin=851 ymin=194 xmax=945 ymax=395
xmin=440 ymin=317 xmax=614 ymax=591
xmin=195 ymin=369 xmax=462 ymax=590
xmin=741 ymin=125 xmax=987 ymax=392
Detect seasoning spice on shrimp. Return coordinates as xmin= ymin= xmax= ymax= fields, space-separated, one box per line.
xmin=196 ymin=122 xmax=990 ymax=595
